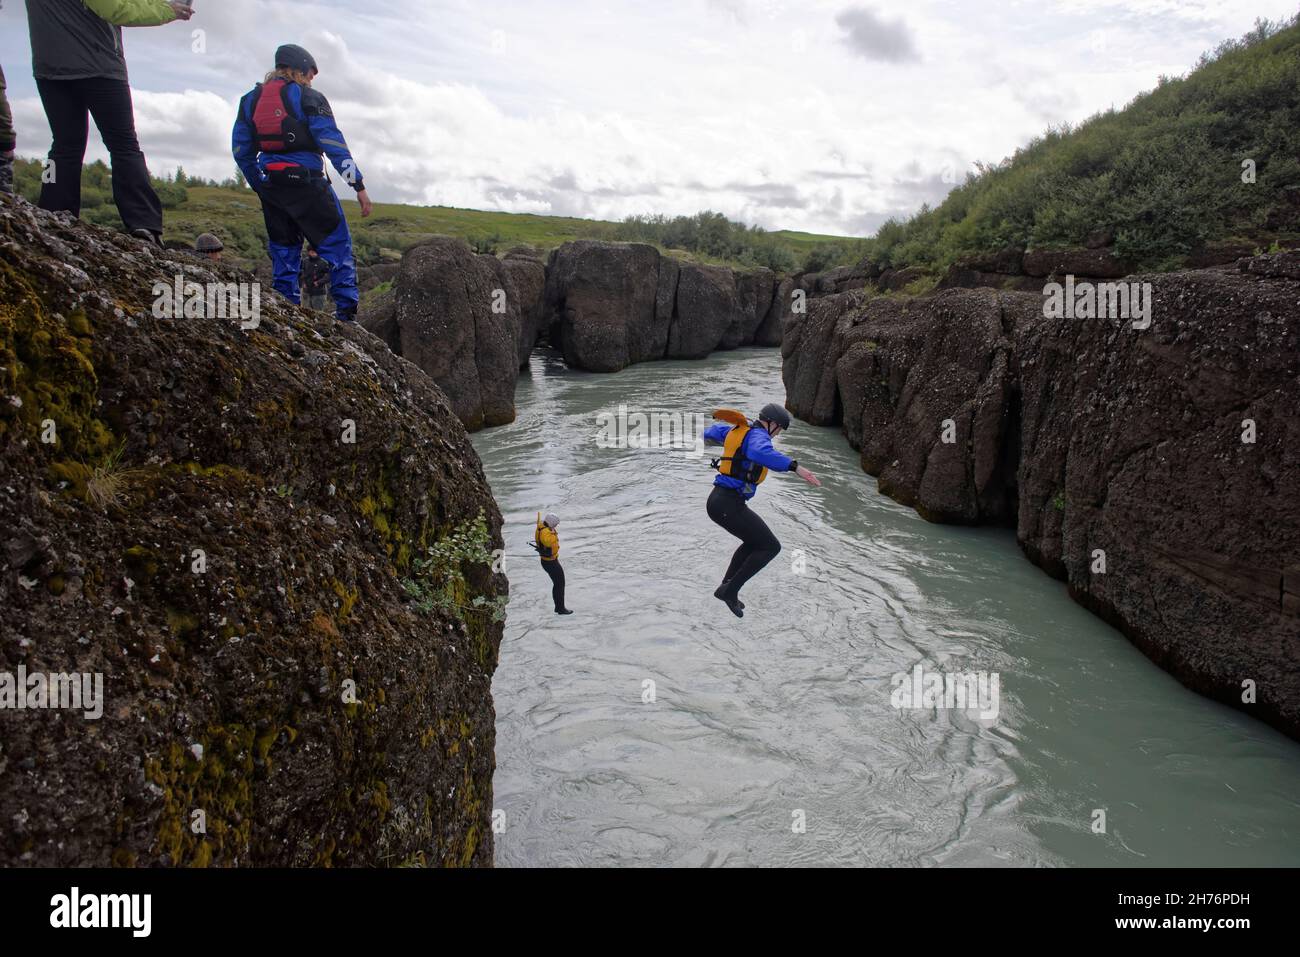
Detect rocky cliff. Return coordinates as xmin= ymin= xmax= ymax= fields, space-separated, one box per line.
xmin=783 ymin=257 xmax=1300 ymax=739
xmin=363 ymin=238 xmax=798 ymax=429
xmin=359 ymin=237 xmax=525 ymax=431
xmin=542 ymin=241 xmax=789 ymax=373
xmin=0 ymin=197 xmax=506 ymax=866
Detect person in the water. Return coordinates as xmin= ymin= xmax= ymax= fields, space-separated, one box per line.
xmin=704 ymin=404 xmax=821 ymax=617
xmin=533 ymin=512 xmax=573 ymax=615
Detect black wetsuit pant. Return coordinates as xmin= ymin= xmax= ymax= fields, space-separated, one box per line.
xmin=36 ymin=77 xmax=163 ymax=234
xmin=707 ymin=485 xmax=782 ymax=598
xmin=540 ymin=558 xmax=566 ymax=612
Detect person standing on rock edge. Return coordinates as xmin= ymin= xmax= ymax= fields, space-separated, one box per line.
xmin=232 ymin=44 xmax=372 ymax=324
xmin=531 ymin=513 xmax=573 ymax=615
xmin=0 ymin=62 xmax=16 ymax=195
xmin=24 ymin=0 xmax=194 ymax=244
xmin=704 ymin=404 xmax=821 ymax=617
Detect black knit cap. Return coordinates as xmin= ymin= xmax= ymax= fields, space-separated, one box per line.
xmin=274 ymin=44 xmax=319 ymax=75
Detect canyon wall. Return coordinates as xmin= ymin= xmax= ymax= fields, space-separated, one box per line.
xmin=782 ymin=256 xmax=1300 ymax=740
xmin=363 ymin=238 xmax=803 ymax=430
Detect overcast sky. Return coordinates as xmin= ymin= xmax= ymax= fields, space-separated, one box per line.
xmin=1 ymin=0 xmax=1294 ymax=236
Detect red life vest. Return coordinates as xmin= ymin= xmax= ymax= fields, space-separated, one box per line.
xmin=250 ymin=80 xmax=320 ymax=154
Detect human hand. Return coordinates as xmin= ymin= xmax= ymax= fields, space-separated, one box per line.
xmin=357 ymin=189 xmax=373 ymax=218
xmin=797 ymin=465 xmax=822 ymax=487
xmin=169 ymin=2 xmax=194 ymax=21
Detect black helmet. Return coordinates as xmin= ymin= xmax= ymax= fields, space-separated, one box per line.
xmin=275 ymin=44 xmax=319 ymax=75
xmin=195 ymin=233 xmax=224 ymax=252
xmin=759 ymin=403 xmax=791 ymax=431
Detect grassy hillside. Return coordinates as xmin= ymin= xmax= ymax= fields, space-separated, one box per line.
xmin=868 ymin=15 xmax=1300 ymax=275
xmin=9 ymin=159 xmax=862 ymax=274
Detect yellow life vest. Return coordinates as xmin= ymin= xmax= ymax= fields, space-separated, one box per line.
xmin=711 ymin=409 xmax=768 ymax=488
xmin=535 ymin=514 xmax=559 ymax=561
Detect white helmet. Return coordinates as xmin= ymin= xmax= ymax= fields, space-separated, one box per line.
xmin=543 ymin=513 xmax=560 ymax=529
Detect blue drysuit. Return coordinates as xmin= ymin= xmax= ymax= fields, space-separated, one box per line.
xmin=232 ymin=80 xmax=364 ymax=320
xmin=704 ymin=423 xmax=794 ymax=499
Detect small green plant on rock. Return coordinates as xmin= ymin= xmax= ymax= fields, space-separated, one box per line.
xmin=401 ymin=510 xmax=506 ymax=622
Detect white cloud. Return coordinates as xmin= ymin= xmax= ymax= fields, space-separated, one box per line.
xmin=1 ymin=0 xmax=1295 ymax=237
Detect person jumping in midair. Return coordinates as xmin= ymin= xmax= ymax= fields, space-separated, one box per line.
xmin=704 ymin=404 xmax=821 ymax=618
xmin=532 ymin=512 xmax=573 ymax=615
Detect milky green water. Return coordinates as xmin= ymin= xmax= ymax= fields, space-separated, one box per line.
xmin=472 ymin=348 xmax=1300 ymax=867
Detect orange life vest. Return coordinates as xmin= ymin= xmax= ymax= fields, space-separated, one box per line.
xmin=710 ymin=409 xmax=768 ymax=488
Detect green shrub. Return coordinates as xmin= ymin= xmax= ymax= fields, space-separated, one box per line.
xmin=874 ymin=16 xmax=1300 ymax=274
xmin=400 ymin=511 xmax=506 ymax=623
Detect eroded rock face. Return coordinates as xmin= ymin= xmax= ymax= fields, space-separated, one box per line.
xmin=389 ymin=238 xmax=521 ymax=431
xmin=543 ymin=241 xmax=780 ymax=373
xmin=782 ymin=259 xmax=1300 ymax=739
xmin=544 ymin=240 xmax=661 ymax=373
xmin=502 ymin=252 xmax=548 ymax=370
xmin=0 ymin=197 xmax=506 ymax=866
xmin=669 ymin=263 xmax=741 ymax=360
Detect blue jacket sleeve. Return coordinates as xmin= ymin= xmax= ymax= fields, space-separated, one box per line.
xmin=703 ymin=423 xmax=730 ymax=446
xmin=231 ymin=92 xmax=262 ymax=189
xmin=745 ymin=428 xmax=794 ymax=472
xmin=301 ymin=88 xmax=365 ymax=191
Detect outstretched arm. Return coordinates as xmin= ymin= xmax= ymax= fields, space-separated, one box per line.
xmin=83 ymin=0 xmax=189 ymax=26
xmin=748 ymin=428 xmax=821 ymax=486
xmin=702 ymin=423 xmax=730 ymax=447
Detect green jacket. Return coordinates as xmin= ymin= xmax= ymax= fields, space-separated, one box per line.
xmin=25 ymin=0 xmax=178 ymax=82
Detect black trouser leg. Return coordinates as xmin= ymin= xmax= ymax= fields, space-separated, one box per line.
xmin=36 ymin=78 xmax=90 ymax=216
xmin=707 ymin=486 xmax=781 ymax=598
xmin=541 ymin=559 xmax=566 ymax=612
xmin=723 ymin=542 xmax=750 ymax=583
xmin=85 ymin=78 xmax=162 ymax=234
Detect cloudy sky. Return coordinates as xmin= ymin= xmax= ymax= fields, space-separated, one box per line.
xmin=1 ymin=0 xmax=1294 ymax=237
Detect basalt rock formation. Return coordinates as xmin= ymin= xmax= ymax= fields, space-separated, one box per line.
xmin=542 ymin=240 xmax=794 ymax=373
xmin=363 ymin=238 xmax=811 ymax=429
xmin=782 ymin=257 xmax=1300 ymax=740
xmin=502 ymin=251 xmax=549 ymax=370
xmin=359 ymin=237 xmax=523 ymax=431
xmin=0 ymin=197 xmax=506 ymax=866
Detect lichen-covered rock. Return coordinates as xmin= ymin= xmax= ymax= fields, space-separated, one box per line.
xmin=782 ymin=257 xmax=1300 ymax=739
xmin=0 ymin=196 xmax=506 ymax=867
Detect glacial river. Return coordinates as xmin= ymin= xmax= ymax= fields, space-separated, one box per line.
xmin=472 ymin=348 xmax=1300 ymax=867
